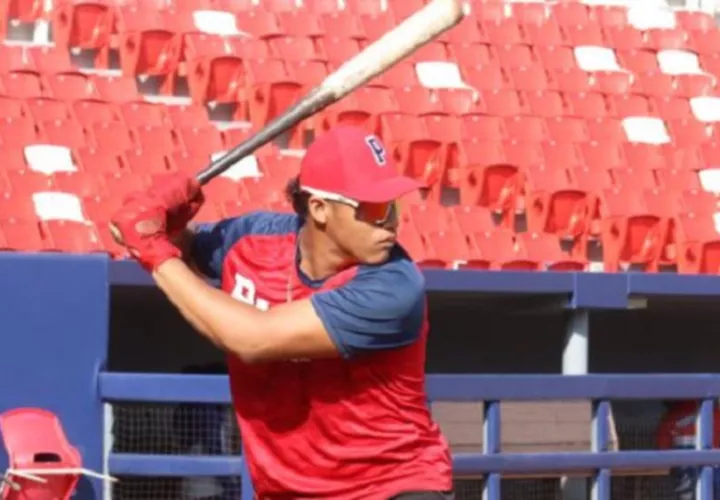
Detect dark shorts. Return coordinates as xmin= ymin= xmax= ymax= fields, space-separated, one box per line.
xmin=389 ymin=491 xmax=455 ymax=500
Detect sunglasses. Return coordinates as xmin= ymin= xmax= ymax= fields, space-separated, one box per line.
xmin=302 ymin=188 xmax=398 ymax=226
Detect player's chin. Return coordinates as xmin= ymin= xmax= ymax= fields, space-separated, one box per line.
xmin=362 ymin=247 xmax=393 ymax=265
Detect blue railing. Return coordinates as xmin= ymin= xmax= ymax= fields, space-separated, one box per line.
xmin=99 ymin=372 xmax=720 ymax=500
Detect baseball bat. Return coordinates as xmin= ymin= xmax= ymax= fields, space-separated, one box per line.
xmin=195 ymin=0 xmax=466 ymax=184
xmin=108 ymin=0 xmax=464 ymax=246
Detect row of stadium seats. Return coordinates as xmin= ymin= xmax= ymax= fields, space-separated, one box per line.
xmin=47 ymin=6 xmax=720 ymax=51
xmin=43 ymin=0 xmax=720 ymax=44
xmin=3 ymin=191 xmax=720 ymax=275
xmin=8 ymin=0 xmax=718 ymax=23
xmin=6 ymin=100 xmax=720 ymax=147
xmin=34 ymin=0 xmax=720 ymax=109
xmin=4 ymin=113 xmax=720 ymax=175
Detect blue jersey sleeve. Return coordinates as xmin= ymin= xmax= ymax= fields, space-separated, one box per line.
xmin=190 ymin=211 xmax=300 ymax=280
xmin=189 ymin=215 xmax=257 ymax=280
xmin=310 ymin=251 xmax=426 ymax=358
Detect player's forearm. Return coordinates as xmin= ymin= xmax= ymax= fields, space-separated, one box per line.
xmin=152 ymin=258 xmax=267 ymax=362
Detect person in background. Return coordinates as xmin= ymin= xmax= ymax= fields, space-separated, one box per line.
xmin=657 ymin=400 xmax=720 ymax=499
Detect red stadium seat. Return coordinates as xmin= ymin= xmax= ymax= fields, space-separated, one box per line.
xmin=0 ymin=220 xmax=47 ymax=250
xmin=599 ymin=187 xmax=671 ymax=272
xmin=318 ymin=86 xmax=398 ymax=135
xmin=0 ymin=191 xmax=37 ymax=221
xmin=123 ymin=150 xmax=172 ymax=175
xmin=404 ymin=203 xmax=450 ymax=234
xmin=523 ymin=164 xmax=593 ymax=256
xmin=24 ymin=98 xmax=71 ymax=124
xmin=675 ymin=213 xmax=720 ymax=274
xmin=420 ymin=228 xmax=484 ymax=270
xmin=322 ymin=37 xmax=362 ymax=65
xmin=517 ymin=232 xmax=587 ymax=271
xmin=39 ymin=119 xmax=88 ymax=149
xmin=451 ymin=43 xmax=493 ymax=68
xmin=508 ymin=65 xmax=552 ymax=92
xmin=535 ymin=46 xmax=576 ymax=71
xmin=456 ymin=139 xmax=521 ymax=227
xmin=118 ymin=101 xmax=170 ymax=129
xmin=545 ymin=117 xmax=589 ymax=143
xmin=240 ymin=176 xmax=288 ymax=206
xmin=380 ymin=113 xmax=442 ymax=183
xmin=397 ymin=221 xmax=427 ymax=262
xmin=277 ymin=10 xmax=324 ymax=38
xmin=269 ymin=36 xmax=325 ymax=62
xmin=0 ymin=117 xmax=39 ymax=147
xmin=0 ymin=72 xmax=44 ymax=99
xmin=235 ymin=10 xmax=284 ymax=38
xmin=43 ymin=220 xmax=105 ymax=253
xmin=177 ymin=125 xmax=225 ymax=158
xmin=525 ymin=90 xmax=567 ymax=117
xmin=393 ymin=86 xmax=443 ymax=116
xmin=447 ymin=205 xmax=495 ymax=233
xmin=469 ymin=229 xmax=539 ymax=271
xmin=484 ymin=19 xmax=526 ymax=46
xmin=89 ymin=74 xmax=141 ymax=102
xmin=462 ymin=64 xmax=508 ymax=91
xmin=319 ymin=11 xmax=365 ymax=40
xmin=165 ymin=103 xmax=211 ymax=129
xmin=74 ymin=147 xmax=124 ymax=174
xmin=460 ymin=114 xmax=506 ymax=141
xmin=130 ymin=125 xmax=178 ymax=156
xmin=242 ymin=58 xmax=303 ymax=131
xmin=52 ymin=0 xmax=114 ymax=64
xmin=480 ymin=89 xmax=529 ymax=117
xmin=116 ymin=8 xmax=184 ymax=85
xmin=0 ymin=408 xmax=83 ymax=499
xmin=44 ymin=71 xmax=97 ymax=100
xmin=52 ymin=172 xmax=108 ymax=199
xmin=504 ymin=117 xmax=548 ymax=142
xmin=89 ymin=121 xmax=135 ymax=155
xmin=440 ymin=13 xmax=483 ymax=45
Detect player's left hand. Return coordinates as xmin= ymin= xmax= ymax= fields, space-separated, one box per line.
xmin=109 ymin=198 xmax=181 ymax=272
xmin=143 ymin=173 xmax=205 ymax=235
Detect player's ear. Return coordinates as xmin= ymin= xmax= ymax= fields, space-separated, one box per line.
xmin=307 ymin=196 xmax=330 ymax=225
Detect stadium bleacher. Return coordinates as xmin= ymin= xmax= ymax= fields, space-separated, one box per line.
xmin=1 ymin=0 xmax=720 ymax=276
xmin=4 ymin=0 xmax=720 ymax=499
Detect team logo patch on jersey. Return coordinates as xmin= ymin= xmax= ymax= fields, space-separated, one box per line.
xmin=365 ymin=136 xmax=387 ymax=166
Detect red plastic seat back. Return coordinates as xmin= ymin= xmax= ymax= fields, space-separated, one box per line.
xmin=0 ymin=408 xmax=81 ymax=500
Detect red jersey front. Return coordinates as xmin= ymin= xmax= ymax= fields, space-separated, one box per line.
xmin=191 ymin=211 xmax=452 ymax=499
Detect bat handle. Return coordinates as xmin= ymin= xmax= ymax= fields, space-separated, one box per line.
xmin=108 ymin=222 xmax=125 ymax=246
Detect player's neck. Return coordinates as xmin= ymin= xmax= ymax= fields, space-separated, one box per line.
xmin=297 ymin=225 xmax=354 ymax=281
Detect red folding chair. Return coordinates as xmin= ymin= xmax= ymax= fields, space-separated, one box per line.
xmin=0 ymin=408 xmax=115 ymax=499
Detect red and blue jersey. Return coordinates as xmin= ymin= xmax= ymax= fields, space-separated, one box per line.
xmin=191 ymin=211 xmax=453 ymax=499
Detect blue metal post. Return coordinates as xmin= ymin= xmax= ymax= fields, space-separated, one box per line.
xmin=562 ymin=310 xmax=590 ymax=500
xmin=591 ymin=400 xmax=611 ymax=500
xmin=483 ymin=400 xmax=501 ymax=500
xmin=696 ymin=398 xmax=714 ymax=500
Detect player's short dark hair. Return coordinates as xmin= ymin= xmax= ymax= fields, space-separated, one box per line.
xmin=285 ymin=176 xmax=309 ymax=218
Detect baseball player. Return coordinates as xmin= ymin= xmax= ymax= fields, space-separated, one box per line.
xmin=110 ymin=125 xmax=454 ymax=500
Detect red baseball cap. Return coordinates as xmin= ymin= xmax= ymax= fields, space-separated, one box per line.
xmin=298 ymin=125 xmax=422 ymax=203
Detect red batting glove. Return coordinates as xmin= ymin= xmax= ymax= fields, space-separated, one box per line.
xmin=132 ymin=173 xmax=205 ymax=235
xmin=109 ymin=199 xmax=181 ymax=272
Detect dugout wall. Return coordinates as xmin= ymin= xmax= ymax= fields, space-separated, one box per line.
xmin=5 ymin=254 xmax=720 ymax=499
